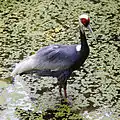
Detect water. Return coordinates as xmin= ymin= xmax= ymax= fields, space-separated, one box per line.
xmin=0 ymin=0 xmax=120 ymax=119
xmin=0 ymin=76 xmax=36 ymax=120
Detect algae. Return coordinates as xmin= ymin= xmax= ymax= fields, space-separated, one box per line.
xmin=0 ymin=0 xmax=120 ymax=119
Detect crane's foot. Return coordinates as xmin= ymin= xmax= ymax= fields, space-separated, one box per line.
xmin=60 ymin=97 xmax=72 ymax=106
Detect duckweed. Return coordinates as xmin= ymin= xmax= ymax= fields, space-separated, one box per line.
xmin=0 ymin=0 xmax=120 ymax=119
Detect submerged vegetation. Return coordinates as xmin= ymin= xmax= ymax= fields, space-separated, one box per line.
xmin=0 ymin=0 xmax=120 ymax=119
xmin=16 ymin=104 xmax=83 ymax=120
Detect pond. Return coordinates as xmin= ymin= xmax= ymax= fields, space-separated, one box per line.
xmin=0 ymin=0 xmax=120 ymax=119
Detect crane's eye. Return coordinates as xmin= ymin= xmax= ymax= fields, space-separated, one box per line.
xmin=81 ymin=18 xmax=90 ymax=27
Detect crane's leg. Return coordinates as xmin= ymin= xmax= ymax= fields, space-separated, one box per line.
xmin=59 ymin=85 xmax=62 ymax=96
xmin=57 ymin=70 xmax=72 ymax=98
xmin=63 ymin=80 xmax=67 ymax=98
xmin=58 ymin=82 xmax=67 ymax=98
xmin=58 ymin=80 xmax=67 ymax=98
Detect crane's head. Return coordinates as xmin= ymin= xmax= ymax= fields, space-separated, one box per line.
xmin=79 ymin=14 xmax=96 ymax=39
xmin=79 ymin=14 xmax=93 ymax=33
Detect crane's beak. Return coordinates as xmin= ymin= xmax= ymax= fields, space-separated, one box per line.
xmin=87 ymin=24 xmax=93 ymax=33
xmin=87 ymin=24 xmax=96 ymax=40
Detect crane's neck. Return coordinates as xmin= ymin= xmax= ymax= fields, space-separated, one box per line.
xmin=79 ymin=26 xmax=88 ymax=47
xmin=79 ymin=26 xmax=90 ymax=61
xmin=71 ymin=26 xmax=89 ymax=71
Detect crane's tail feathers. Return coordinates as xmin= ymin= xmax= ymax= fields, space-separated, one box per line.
xmin=11 ymin=55 xmax=37 ymax=77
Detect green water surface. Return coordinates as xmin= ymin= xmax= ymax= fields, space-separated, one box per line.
xmin=0 ymin=0 xmax=120 ymax=119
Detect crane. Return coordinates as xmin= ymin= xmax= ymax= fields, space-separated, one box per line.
xmin=11 ymin=14 xmax=93 ymax=98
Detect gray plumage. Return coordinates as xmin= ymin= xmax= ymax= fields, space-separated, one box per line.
xmin=11 ymin=14 xmax=92 ymax=97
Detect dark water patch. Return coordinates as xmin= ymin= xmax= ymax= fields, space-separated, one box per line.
xmin=16 ymin=103 xmax=83 ymax=120
xmin=88 ymin=0 xmax=101 ymax=4
xmin=15 ymin=108 xmax=41 ymax=120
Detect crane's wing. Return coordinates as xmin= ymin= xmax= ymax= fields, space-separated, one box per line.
xmin=35 ymin=45 xmax=79 ymax=70
xmin=11 ymin=44 xmax=80 ymax=76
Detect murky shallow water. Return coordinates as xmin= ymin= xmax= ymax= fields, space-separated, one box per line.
xmin=1 ymin=75 xmax=119 ymax=120
xmin=0 ymin=0 xmax=120 ymax=119
xmin=0 ymin=76 xmax=35 ymax=120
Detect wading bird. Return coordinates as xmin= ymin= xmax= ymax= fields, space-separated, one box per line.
xmin=11 ymin=14 xmax=93 ymax=98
